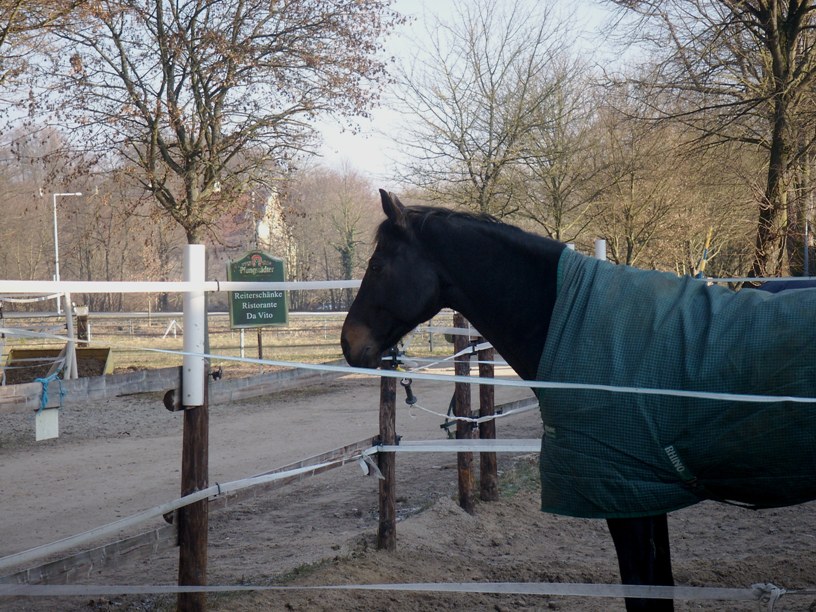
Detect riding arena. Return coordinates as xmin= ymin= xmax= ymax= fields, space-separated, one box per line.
xmin=1 ymin=208 xmax=816 ymax=612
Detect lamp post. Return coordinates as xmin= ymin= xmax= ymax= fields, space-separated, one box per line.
xmin=52 ymin=192 xmax=82 ymax=314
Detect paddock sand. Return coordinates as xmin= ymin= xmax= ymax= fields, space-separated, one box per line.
xmin=2 ymin=367 xmax=816 ymax=611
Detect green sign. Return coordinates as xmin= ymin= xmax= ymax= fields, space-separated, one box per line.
xmin=227 ymin=251 xmax=288 ymax=328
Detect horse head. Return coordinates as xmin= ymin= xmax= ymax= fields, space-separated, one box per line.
xmin=341 ymin=189 xmax=443 ymax=368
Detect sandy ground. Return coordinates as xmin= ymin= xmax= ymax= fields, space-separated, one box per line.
xmin=2 ymin=366 xmax=816 ymax=611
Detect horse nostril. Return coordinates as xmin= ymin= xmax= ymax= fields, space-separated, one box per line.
xmin=341 ymin=334 xmax=365 ymax=366
xmin=341 ymin=320 xmax=375 ymax=367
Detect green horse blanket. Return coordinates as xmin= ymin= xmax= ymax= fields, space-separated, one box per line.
xmin=535 ymin=248 xmax=816 ymax=519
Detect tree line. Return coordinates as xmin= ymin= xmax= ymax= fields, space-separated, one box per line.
xmin=1 ymin=0 xmax=814 ymax=312
xmin=396 ymin=0 xmax=816 ymax=278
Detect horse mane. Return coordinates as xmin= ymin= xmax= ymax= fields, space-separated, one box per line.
xmin=405 ymin=205 xmax=501 ymax=226
xmin=376 ymin=204 xmax=527 ymax=244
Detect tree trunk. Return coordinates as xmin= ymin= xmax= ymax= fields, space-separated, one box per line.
xmin=786 ymin=153 xmax=813 ymax=276
xmin=751 ymin=96 xmax=789 ymax=277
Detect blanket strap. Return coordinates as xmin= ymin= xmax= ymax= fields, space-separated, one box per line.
xmin=663 ymin=445 xmax=759 ymax=509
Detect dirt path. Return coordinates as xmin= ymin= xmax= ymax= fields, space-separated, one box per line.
xmin=0 ymin=366 xmax=532 ymax=556
xmin=2 ymin=367 xmax=816 ymax=611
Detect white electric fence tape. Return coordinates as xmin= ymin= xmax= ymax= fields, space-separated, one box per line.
xmin=4 ymin=325 xmax=816 ymax=406
xmin=405 ymin=399 xmax=539 ymax=425
xmin=364 ymin=439 xmax=541 ymax=455
xmin=0 ymin=279 xmax=362 ymax=295
xmin=0 ymin=579 xmax=802 ymax=610
xmin=0 ymin=437 xmax=544 ymax=574
xmin=0 ymin=294 xmax=62 ymax=304
xmin=704 ymin=276 xmax=816 ymax=284
xmin=0 ymin=275 xmax=809 ymax=297
xmin=0 ymin=459 xmax=342 ymax=574
xmin=404 ymin=340 xmax=493 ymax=372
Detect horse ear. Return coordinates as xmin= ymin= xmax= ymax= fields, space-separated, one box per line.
xmin=380 ymin=189 xmax=407 ymax=227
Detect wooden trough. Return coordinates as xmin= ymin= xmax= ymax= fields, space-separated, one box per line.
xmin=4 ymin=347 xmax=114 ymax=384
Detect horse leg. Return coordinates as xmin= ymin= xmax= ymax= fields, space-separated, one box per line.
xmin=607 ymin=514 xmax=674 ymax=612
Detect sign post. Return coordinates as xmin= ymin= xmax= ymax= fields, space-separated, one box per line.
xmin=227 ymin=251 xmax=288 ymax=328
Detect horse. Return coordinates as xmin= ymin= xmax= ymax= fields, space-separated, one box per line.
xmin=341 ymin=189 xmax=816 ymax=611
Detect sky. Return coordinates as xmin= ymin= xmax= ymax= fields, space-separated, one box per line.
xmin=315 ymin=0 xmax=621 ymax=185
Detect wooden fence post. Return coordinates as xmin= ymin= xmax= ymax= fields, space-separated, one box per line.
xmin=377 ymin=372 xmax=397 ymax=550
xmin=178 ymin=374 xmax=209 ymax=612
xmin=453 ymin=312 xmax=475 ymax=514
xmin=478 ymin=343 xmax=498 ymax=501
xmin=178 ymin=244 xmax=208 ymax=612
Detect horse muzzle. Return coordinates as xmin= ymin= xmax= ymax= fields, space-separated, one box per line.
xmin=340 ymin=320 xmax=383 ymax=369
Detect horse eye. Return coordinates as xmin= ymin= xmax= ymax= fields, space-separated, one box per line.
xmin=369 ymin=257 xmax=385 ymax=274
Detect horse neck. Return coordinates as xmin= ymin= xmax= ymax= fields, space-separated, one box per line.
xmin=421 ymin=220 xmax=562 ymax=381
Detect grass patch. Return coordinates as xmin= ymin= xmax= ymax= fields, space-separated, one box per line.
xmin=498 ymin=454 xmax=541 ymax=498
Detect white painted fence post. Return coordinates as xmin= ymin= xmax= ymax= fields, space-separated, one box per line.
xmin=64 ymin=293 xmax=78 ymax=379
xmin=183 ymin=245 xmax=206 ymax=406
xmin=594 ymin=239 xmax=607 ymax=261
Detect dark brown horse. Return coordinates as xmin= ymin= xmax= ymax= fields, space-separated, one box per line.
xmin=341 ymin=189 xmax=816 ymax=611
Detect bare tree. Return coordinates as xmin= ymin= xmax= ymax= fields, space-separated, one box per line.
xmin=285 ymin=164 xmax=377 ymax=309
xmin=585 ymin=82 xmax=760 ymax=272
xmin=0 ymin=127 xmax=79 ymax=283
xmin=62 ymin=176 xmax=144 ymax=311
xmin=608 ymin=0 xmax=816 ymax=276
xmin=0 ymin=187 xmax=52 ymax=282
xmin=0 ymin=0 xmax=85 ymax=92
xmin=514 ymin=57 xmax=603 ymax=242
xmin=591 ymin=106 xmax=682 ymax=266
xmin=395 ymin=0 xmax=574 ymax=217
xmin=31 ymin=0 xmax=403 ymax=243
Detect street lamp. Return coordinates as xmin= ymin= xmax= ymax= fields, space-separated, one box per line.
xmin=52 ymin=192 xmax=83 ymax=314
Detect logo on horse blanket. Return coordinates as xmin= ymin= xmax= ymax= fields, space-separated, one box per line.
xmin=535 ymin=248 xmax=816 ymax=519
